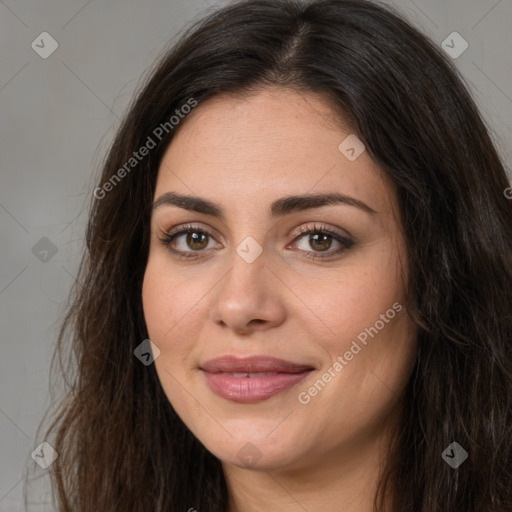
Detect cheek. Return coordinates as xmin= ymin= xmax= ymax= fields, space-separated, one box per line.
xmin=297 ymin=240 xmax=406 ymax=354
xmin=141 ymin=258 xmax=200 ymax=361
xmin=142 ymin=259 xmax=204 ymax=412
xmin=304 ymin=242 xmax=416 ymax=422
xmin=142 ymin=262 xmax=170 ymax=341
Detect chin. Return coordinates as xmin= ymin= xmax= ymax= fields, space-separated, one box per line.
xmin=198 ymin=428 xmax=309 ymax=471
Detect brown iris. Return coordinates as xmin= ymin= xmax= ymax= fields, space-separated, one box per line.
xmin=187 ymin=231 xmax=208 ymax=250
xmin=309 ymin=233 xmax=332 ymax=251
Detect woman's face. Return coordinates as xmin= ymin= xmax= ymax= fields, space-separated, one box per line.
xmin=142 ymin=87 xmax=417 ymax=472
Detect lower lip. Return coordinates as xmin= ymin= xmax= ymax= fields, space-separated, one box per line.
xmin=202 ymin=370 xmax=313 ymax=403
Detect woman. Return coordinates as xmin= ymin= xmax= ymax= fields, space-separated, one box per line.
xmin=36 ymin=0 xmax=512 ymax=510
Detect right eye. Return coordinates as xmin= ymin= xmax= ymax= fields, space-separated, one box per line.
xmin=158 ymin=224 xmax=221 ymax=259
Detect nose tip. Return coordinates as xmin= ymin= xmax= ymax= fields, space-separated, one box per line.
xmin=209 ymin=251 xmax=287 ymax=334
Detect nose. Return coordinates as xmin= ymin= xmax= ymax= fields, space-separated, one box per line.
xmin=209 ymin=244 xmax=287 ymax=334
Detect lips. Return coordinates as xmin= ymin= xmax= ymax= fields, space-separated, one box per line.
xmin=201 ymin=356 xmax=314 ymax=374
xmin=200 ymin=356 xmax=315 ymax=403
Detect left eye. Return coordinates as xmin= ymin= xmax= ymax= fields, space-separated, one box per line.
xmin=294 ymin=231 xmax=340 ymax=252
xmin=288 ymin=225 xmax=354 ymax=259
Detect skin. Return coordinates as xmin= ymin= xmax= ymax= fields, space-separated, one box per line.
xmin=142 ymin=86 xmax=418 ymax=512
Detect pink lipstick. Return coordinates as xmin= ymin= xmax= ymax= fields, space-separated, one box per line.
xmin=201 ymin=356 xmax=314 ymax=403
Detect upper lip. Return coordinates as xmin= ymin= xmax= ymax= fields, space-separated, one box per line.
xmin=201 ymin=356 xmax=315 ymax=374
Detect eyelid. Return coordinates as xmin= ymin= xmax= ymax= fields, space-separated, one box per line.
xmin=162 ymin=222 xmax=217 ymax=239
xmin=160 ymin=221 xmax=351 ymax=241
xmin=158 ymin=222 xmax=220 ymax=252
xmin=290 ymin=222 xmax=353 ymax=241
xmin=287 ymin=223 xmax=354 ymax=258
xmin=158 ymin=221 xmax=354 ymax=259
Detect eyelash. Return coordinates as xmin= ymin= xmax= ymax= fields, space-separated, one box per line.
xmin=158 ymin=222 xmax=354 ymax=260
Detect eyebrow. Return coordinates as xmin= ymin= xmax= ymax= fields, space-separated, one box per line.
xmin=152 ymin=191 xmax=377 ymax=218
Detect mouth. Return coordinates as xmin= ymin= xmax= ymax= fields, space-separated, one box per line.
xmin=200 ymin=356 xmax=315 ymax=403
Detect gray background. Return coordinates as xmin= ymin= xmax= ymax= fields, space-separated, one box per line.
xmin=1 ymin=0 xmax=511 ymax=510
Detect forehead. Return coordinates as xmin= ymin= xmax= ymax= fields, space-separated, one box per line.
xmin=154 ymin=87 xmax=397 ymax=219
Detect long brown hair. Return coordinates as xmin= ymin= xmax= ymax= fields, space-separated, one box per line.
xmin=31 ymin=1 xmax=512 ymax=510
